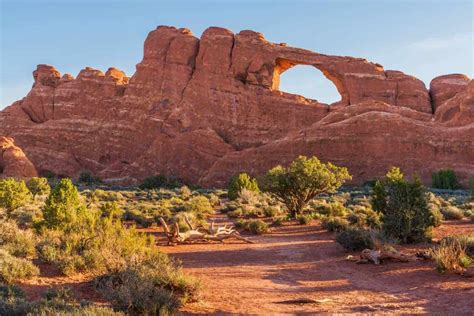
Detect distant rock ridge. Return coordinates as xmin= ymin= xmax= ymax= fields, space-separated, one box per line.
xmin=0 ymin=25 xmax=472 ymax=186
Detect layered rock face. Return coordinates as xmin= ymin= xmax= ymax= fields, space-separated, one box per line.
xmin=0 ymin=26 xmax=473 ymax=186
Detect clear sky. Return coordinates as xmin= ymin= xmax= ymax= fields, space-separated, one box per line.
xmin=0 ymin=0 xmax=472 ymax=108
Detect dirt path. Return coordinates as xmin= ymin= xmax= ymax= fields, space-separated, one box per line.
xmin=160 ymin=214 xmax=474 ymax=314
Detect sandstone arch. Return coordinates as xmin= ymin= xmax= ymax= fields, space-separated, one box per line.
xmin=273 ymin=61 xmax=343 ymax=104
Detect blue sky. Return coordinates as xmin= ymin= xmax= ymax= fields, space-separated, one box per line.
xmin=0 ymin=0 xmax=472 ymax=108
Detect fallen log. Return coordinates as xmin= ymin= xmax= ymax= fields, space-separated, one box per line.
xmin=357 ymin=247 xmax=410 ymax=265
xmin=159 ymin=216 xmax=254 ymax=245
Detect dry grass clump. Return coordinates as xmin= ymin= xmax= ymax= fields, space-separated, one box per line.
xmin=430 ymin=236 xmax=473 ymax=273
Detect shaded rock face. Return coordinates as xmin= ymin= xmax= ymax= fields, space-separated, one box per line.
xmin=0 ymin=137 xmax=38 ymax=178
xmin=0 ymin=25 xmax=473 ymax=186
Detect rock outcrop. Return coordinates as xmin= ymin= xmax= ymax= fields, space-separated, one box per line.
xmin=0 ymin=26 xmax=473 ymax=186
xmin=0 ymin=137 xmax=38 ymax=178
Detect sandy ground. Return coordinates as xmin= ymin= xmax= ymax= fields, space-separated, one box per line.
xmin=19 ymin=214 xmax=474 ymax=315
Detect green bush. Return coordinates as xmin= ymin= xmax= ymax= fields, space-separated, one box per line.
xmin=347 ymin=206 xmax=382 ymax=229
xmin=297 ymin=214 xmax=312 ymax=225
xmin=336 ymin=227 xmax=374 ymax=251
xmin=432 ymin=169 xmax=459 ymax=190
xmin=372 ymin=167 xmax=434 ymax=243
xmin=271 ymin=217 xmax=283 ymax=227
xmin=247 ymin=220 xmax=269 ymax=235
xmin=40 ymin=178 xmax=90 ymax=230
xmin=0 ymin=219 xmax=36 ymax=258
xmin=227 ymin=208 xmax=243 ymax=218
xmin=263 ymin=205 xmax=281 ymax=217
xmin=184 ymin=196 xmax=213 ymax=219
xmin=0 ymin=249 xmax=39 ymax=283
xmin=95 ymin=252 xmax=199 ymax=315
xmin=100 ymin=202 xmax=124 ymax=219
xmin=139 ymin=175 xmax=181 ymax=190
xmin=123 ymin=209 xmax=154 ymax=228
xmin=441 ymin=206 xmax=464 ymax=220
xmin=0 ymin=178 xmax=32 ymax=214
xmin=26 ymin=177 xmax=51 ymax=198
xmin=78 ymin=172 xmax=102 ymax=185
xmin=321 ymin=216 xmax=349 ymax=232
xmin=228 ymin=173 xmax=260 ymax=200
xmin=262 ymin=156 xmax=351 ymax=218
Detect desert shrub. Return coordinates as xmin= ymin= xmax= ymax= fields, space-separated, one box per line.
xmin=100 ymin=202 xmax=124 ymax=220
xmin=336 ymin=227 xmax=374 ymax=251
xmin=471 ymin=178 xmax=474 ymax=197
xmin=95 ymin=252 xmax=199 ymax=315
xmin=93 ymin=189 xmax=124 ymax=202
xmin=0 ymin=178 xmax=32 ymax=214
xmin=139 ymin=175 xmax=181 ymax=190
xmin=39 ymin=178 xmax=91 ymax=230
xmin=430 ymin=236 xmax=472 ymax=273
xmin=263 ymin=205 xmax=281 ymax=217
xmin=37 ymin=216 xmax=158 ymax=275
xmin=0 ymin=284 xmax=122 ymax=315
xmin=236 ymin=188 xmax=261 ymax=205
xmin=0 ymin=219 xmax=36 ymax=258
xmin=0 ymin=249 xmax=39 ymax=283
xmin=347 ymin=205 xmax=382 ymax=229
xmin=43 ymin=286 xmax=74 ymax=302
xmin=430 ymin=207 xmax=444 ymax=227
xmin=178 ymin=185 xmax=192 ymax=199
xmin=372 ymin=167 xmax=434 ymax=243
xmin=172 ymin=212 xmax=207 ymax=232
xmin=321 ymin=216 xmax=349 ymax=232
xmin=0 ymin=284 xmax=32 ymax=315
xmin=123 ymin=209 xmax=154 ymax=228
xmin=228 ymin=173 xmax=260 ymax=200
xmin=432 ymin=169 xmax=459 ymax=190
xmin=227 ymin=208 xmax=243 ymax=218
xmin=26 ymin=177 xmax=51 ymax=198
xmin=319 ymin=201 xmax=349 ymax=217
xmin=297 ymin=214 xmax=312 ymax=225
xmin=184 ymin=196 xmax=213 ymax=219
xmin=234 ymin=218 xmax=249 ymax=230
xmin=78 ymin=171 xmax=102 ymax=185
xmin=441 ymin=206 xmax=464 ymax=220
xmin=262 ymin=156 xmax=351 ymax=218
xmin=222 ymin=201 xmax=239 ymax=213
xmin=206 ymin=193 xmax=220 ymax=206
xmin=247 ymin=219 xmax=269 ymax=235
xmin=271 ymin=217 xmax=283 ymax=227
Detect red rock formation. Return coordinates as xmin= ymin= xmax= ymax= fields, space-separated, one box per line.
xmin=0 ymin=137 xmax=38 ymax=178
xmin=0 ymin=26 xmax=472 ymax=186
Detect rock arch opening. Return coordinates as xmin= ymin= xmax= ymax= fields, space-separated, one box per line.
xmin=273 ymin=60 xmax=343 ymax=105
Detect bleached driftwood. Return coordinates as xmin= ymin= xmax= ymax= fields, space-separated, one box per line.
xmin=159 ymin=216 xmax=253 ymax=245
xmin=357 ymin=248 xmax=410 ymax=265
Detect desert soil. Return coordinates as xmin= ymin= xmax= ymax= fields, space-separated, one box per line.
xmin=20 ymin=213 xmax=474 ymax=315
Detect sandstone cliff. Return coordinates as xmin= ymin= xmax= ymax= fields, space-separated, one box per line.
xmin=0 ymin=26 xmax=472 ymax=186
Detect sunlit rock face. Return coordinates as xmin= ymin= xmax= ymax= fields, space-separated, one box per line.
xmin=0 ymin=137 xmax=37 ymax=178
xmin=0 ymin=25 xmax=473 ymax=186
